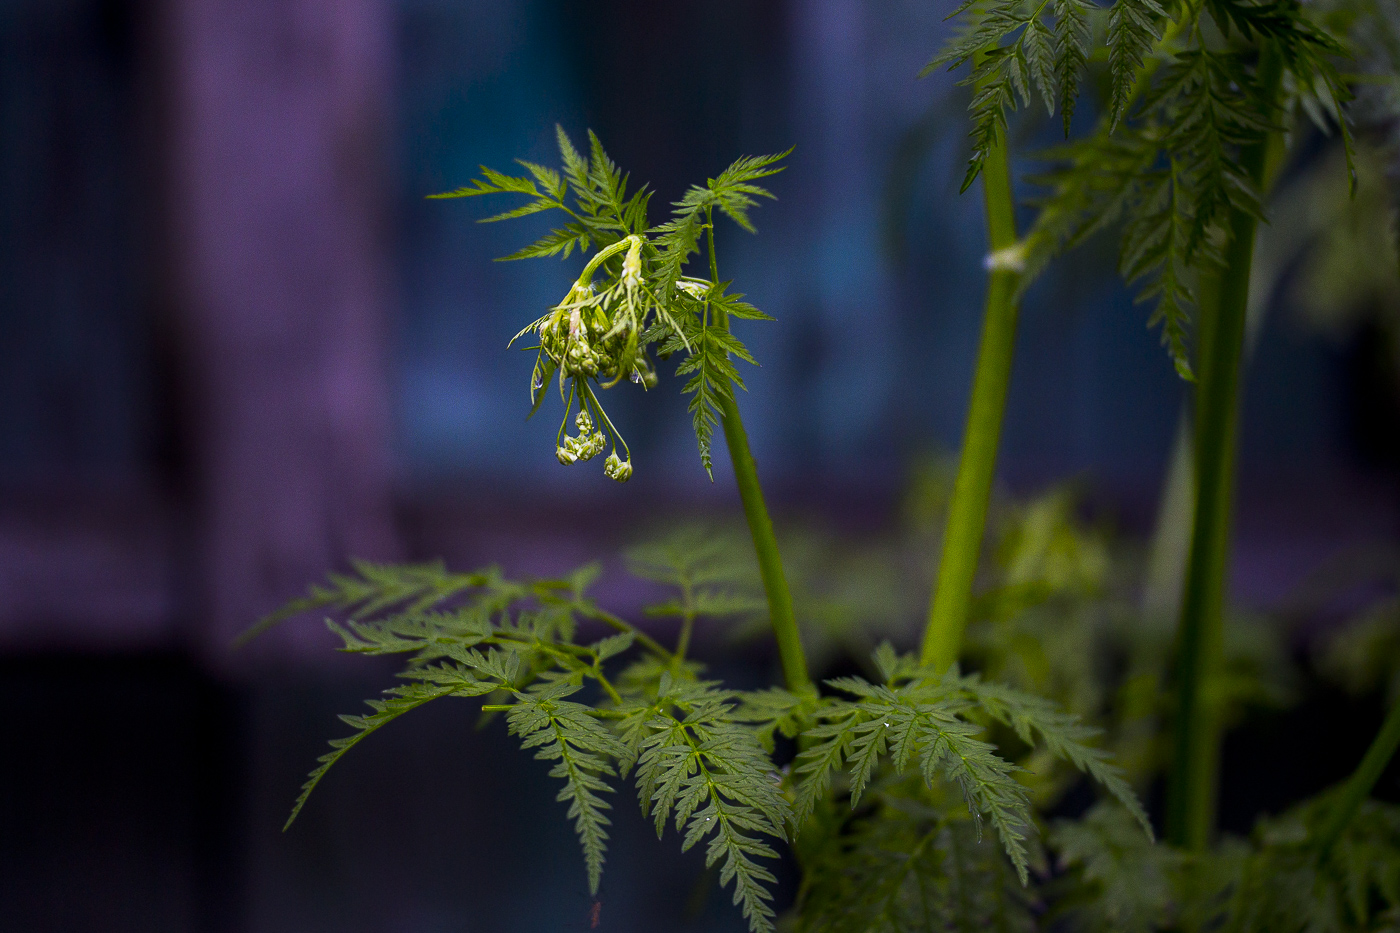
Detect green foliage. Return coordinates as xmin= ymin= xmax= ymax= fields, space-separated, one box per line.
xmin=252 ymin=516 xmax=1160 ymax=933
xmin=432 ymin=127 xmax=786 ymax=479
xmin=962 ymin=677 xmax=1150 ymax=832
xmin=252 ymin=0 xmax=1400 ymax=916
xmin=788 ymin=651 xmax=1148 ymax=884
xmin=257 ymin=561 xmax=645 ymax=887
xmin=506 ymin=681 xmax=628 ymax=893
xmin=751 ymin=463 xmax=1294 ymax=802
xmin=797 ymin=782 xmax=1037 ymax=933
xmin=253 ymin=552 xmax=790 ymax=932
xmin=929 ymin=0 xmax=1361 ymax=378
xmin=430 ymin=126 xmax=649 ymax=258
xmin=795 ymin=675 xmax=1035 ymax=878
xmin=1108 ymin=0 xmax=1167 ymax=127
xmin=235 ymin=560 xmax=497 ymax=647
xmin=922 ymin=0 xmax=1137 ymax=190
xmin=283 ymin=679 xmax=491 ymax=832
xmin=1319 ymin=0 xmax=1400 ymax=203
xmin=760 ymin=526 xmax=914 ymax=674
xmin=619 ymin=675 xmax=791 ymax=933
xmin=1051 ymin=803 xmax=1186 ymax=932
xmin=662 ymin=284 xmax=772 ymax=477
xmin=627 ymin=524 xmax=766 ymax=660
xmin=1050 ymin=798 xmax=1400 ymax=933
xmin=251 ymin=473 xmax=1400 ymax=933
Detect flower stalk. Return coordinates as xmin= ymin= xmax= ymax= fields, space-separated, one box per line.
xmin=706 ymin=208 xmax=812 ymax=695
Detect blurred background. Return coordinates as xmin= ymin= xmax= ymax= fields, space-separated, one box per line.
xmin=1 ymin=1 xmax=1396 ymax=931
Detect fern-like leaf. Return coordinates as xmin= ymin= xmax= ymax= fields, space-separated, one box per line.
xmin=670 ymin=304 xmax=756 ymax=478
xmin=286 ymin=676 xmax=501 ymax=830
xmin=1107 ymin=0 xmax=1167 ymax=127
xmin=798 ymin=785 xmax=1036 ymax=933
xmin=1051 ymin=803 xmax=1183 ymax=933
xmin=794 ymin=650 xmax=1149 ymax=883
xmin=236 ymin=561 xmax=497 ymax=646
xmin=795 ymin=679 xmax=1034 ymax=881
xmin=622 ymin=678 xmax=790 ymax=933
xmin=505 ymin=681 xmax=628 ymax=895
xmin=1054 ymin=0 xmax=1093 ymax=135
xmin=964 ymin=677 xmax=1153 ymax=837
xmin=704 ymin=150 xmax=792 ymax=232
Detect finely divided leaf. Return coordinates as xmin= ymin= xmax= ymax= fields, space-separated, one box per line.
xmin=796 ymin=678 xmax=1034 ymax=881
xmin=237 ymin=561 xmax=496 ymax=646
xmin=624 ymin=681 xmax=790 ymax=933
xmin=1107 ymin=0 xmax=1166 ymax=127
xmin=506 ymin=682 xmax=628 ymax=895
xmin=963 ymin=677 xmax=1153 ymax=837
xmin=286 ymin=678 xmax=498 ymax=830
xmin=706 ymin=150 xmax=792 ymax=232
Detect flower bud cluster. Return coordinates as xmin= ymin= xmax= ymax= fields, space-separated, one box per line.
xmin=603 ymin=451 xmax=632 ymax=482
xmin=521 ymin=235 xmax=697 ymax=481
xmin=537 ymin=285 xmax=649 ymax=387
xmin=556 ymin=409 xmax=607 ymax=465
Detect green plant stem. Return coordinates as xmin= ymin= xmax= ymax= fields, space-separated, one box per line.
xmin=576 ymin=234 xmax=637 ymax=286
xmin=718 ymin=396 xmax=809 ymax=693
xmin=920 ymin=119 xmax=1021 ymax=671
xmin=1315 ymin=696 xmax=1400 ymax=857
xmin=1141 ymin=133 xmax=1290 ymax=626
xmin=676 ymin=601 xmax=696 ymax=661
xmin=704 ymin=209 xmax=812 ymax=694
xmin=593 ymin=668 xmax=625 ymax=705
xmin=1164 ymin=48 xmax=1284 ymax=852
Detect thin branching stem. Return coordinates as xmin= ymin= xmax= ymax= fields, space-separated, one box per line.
xmin=1314 ymin=695 xmax=1400 ymax=858
xmin=579 ymin=605 xmax=673 ymax=661
xmin=1165 ymin=46 xmax=1284 ymax=852
xmin=592 ymin=666 xmax=625 ymax=706
xmin=921 ymin=108 xmax=1021 ymax=671
xmin=705 ymin=208 xmax=812 ymax=694
xmin=676 ymin=581 xmax=697 ymax=661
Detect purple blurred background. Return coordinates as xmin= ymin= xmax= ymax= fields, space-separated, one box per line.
xmin=1 ymin=1 xmax=1396 ymax=931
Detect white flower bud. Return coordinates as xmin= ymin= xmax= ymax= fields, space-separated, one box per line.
xmin=604 ymin=452 xmax=632 ymax=482
xmin=577 ymin=432 xmax=606 ymax=461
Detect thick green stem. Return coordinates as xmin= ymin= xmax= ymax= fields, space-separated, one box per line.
xmin=1165 ymin=49 xmax=1284 ymax=851
xmin=920 ymin=121 xmax=1022 ymax=670
xmin=1142 ymin=412 xmax=1196 ymax=622
xmin=1315 ymin=697 xmax=1400 ymax=857
xmin=919 ymin=13 xmax=1191 ymax=671
xmin=705 ymin=209 xmax=812 ymax=694
xmin=1143 ymin=123 xmax=1290 ymax=625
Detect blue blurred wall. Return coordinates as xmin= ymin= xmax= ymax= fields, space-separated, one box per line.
xmin=0 ymin=0 xmax=1362 ymax=504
